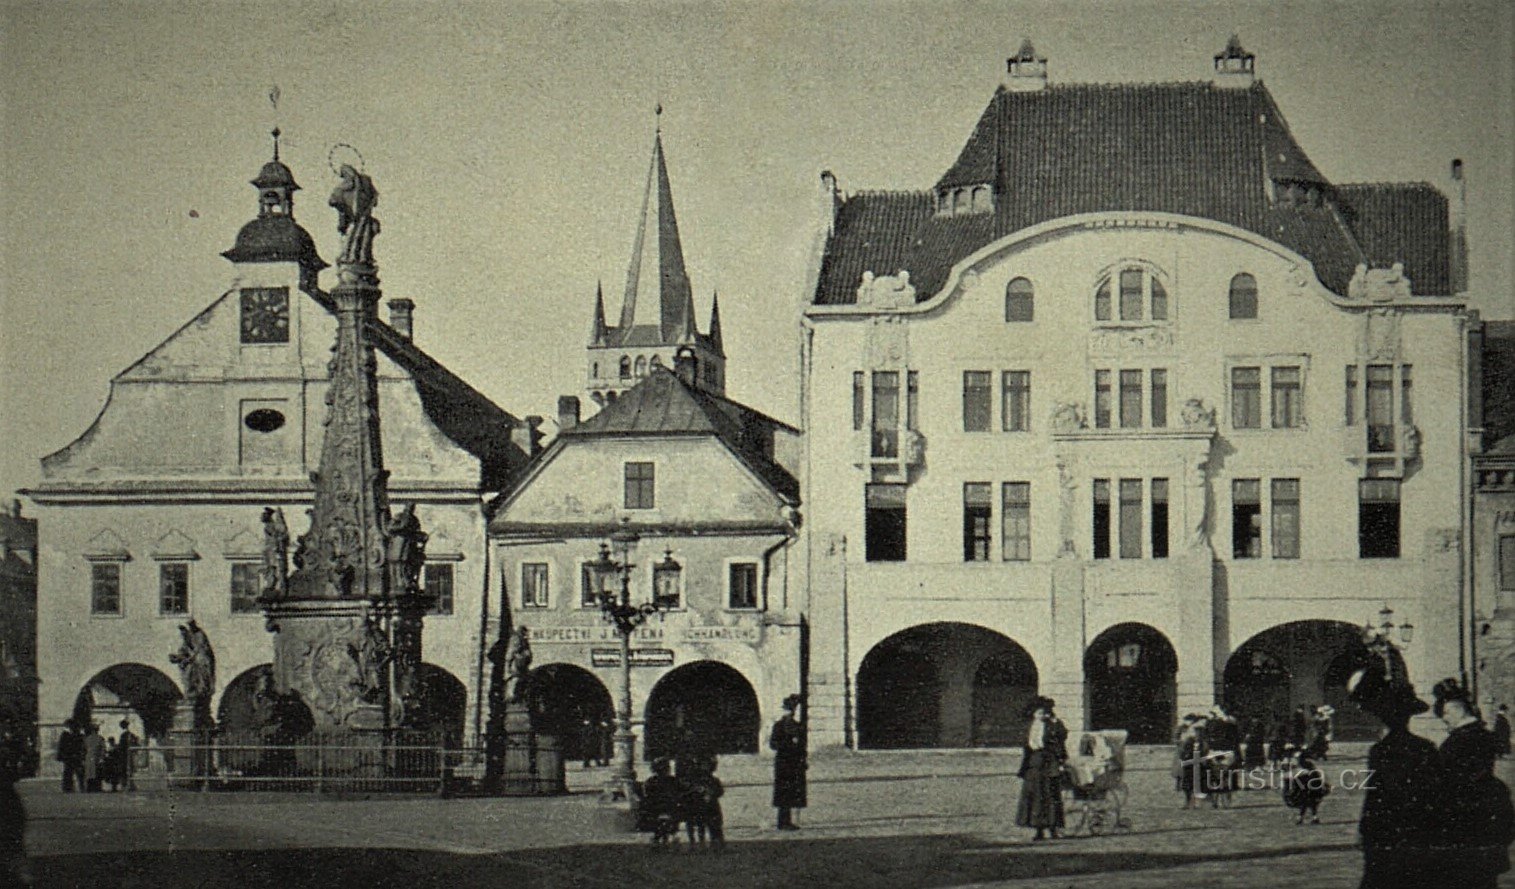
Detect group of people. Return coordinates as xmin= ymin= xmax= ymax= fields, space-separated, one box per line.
xmin=1169 ymin=704 xmax=1336 ymax=811
xmin=55 ymin=718 xmax=137 ymax=793
xmin=576 ymin=717 xmax=614 ymax=769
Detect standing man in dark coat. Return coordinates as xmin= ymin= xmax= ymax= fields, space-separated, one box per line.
xmin=56 ymin=721 xmax=83 ymax=793
xmin=770 ymin=694 xmax=807 ymax=830
xmin=1433 ymin=679 xmax=1514 ymax=889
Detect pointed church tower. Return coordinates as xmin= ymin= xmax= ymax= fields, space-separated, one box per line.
xmin=586 ymin=109 xmax=725 ymax=406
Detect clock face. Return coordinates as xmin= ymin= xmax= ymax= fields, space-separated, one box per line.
xmin=240 ymin=287 xmax=290 ymax=344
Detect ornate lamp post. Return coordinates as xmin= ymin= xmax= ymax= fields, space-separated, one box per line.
xmin=587 ymin=520 xmax=678 ymax=806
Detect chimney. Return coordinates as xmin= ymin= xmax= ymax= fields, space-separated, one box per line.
xmin=1004 ymin=39 xmax=1047 ymax=92
xmin=557 ymin=396 xmax=581 ymax=431
xmin=1450 ymin=159 xmax=1469 ymax=294
xmin=387 ymin=298 xmax=415 ymax=340
xmin=1213 ymin=35 xmax=1256 ymax=88
xmin=674 ymin=346 xmax=699 ymax=387
xmin=510 ymin=416 xmax=546 ymax=456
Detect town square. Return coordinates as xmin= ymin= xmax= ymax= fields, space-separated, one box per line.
xmin=2 ymin=1 xmax=1514 ymax=886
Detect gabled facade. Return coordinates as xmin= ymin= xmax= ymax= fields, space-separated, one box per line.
xmin=799 ymin=40 xmax=1472 ymax=749
xmin=489 ymin=355 xmax=801 ymax=762
xmin=23 ymin=136 xmax=532 ymax=764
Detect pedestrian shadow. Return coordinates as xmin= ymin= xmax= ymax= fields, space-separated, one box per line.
xmin=26 ymin=833 xmax=1367 ymax=889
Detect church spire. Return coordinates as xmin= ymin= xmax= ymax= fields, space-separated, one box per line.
xmin=708 ymin=290 xmax=725 ymax=355
xmin=590 ymin=281 xmax=608 ymax=346
xmin=618 ymin=109 xmax=694 ymax=343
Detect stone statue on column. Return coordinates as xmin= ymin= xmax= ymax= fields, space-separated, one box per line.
xmin=261 ymin=507 xmax=290 ymax=598
xmin=329 ymin=164 xmax=380 ymax=286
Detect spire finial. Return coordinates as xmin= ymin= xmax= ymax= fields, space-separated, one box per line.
xmin=655 ymin=102 xmax=663 ymax=133
xmin=271 ymin=127 xmax=282 ymax=162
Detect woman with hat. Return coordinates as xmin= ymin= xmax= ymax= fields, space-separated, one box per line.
xmin=769 ymin=694 xmax=807 ymax=831
xmin=1432 ymin=678 xmax=1514 ymax=889
xmin=1015 ymin=696 xmax=1068 ymax=841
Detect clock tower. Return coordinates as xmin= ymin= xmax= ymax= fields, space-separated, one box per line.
xmin=222 ymin=129 xmax=328 ymax=299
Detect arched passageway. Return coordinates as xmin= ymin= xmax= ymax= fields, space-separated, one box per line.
xmin=1222 ymin=621 xmax=1377 ymax=742
xmin=643 ymin=661 xmax=760 ymax=761
xmin=528 ymin=664 xmax=614 ymax=764
xmin=1084 ymin=623 xmax=1178 ymax=744
xmin=409 ymin=664 xmax=468 ymax=743
xmin=74 ymin=663 xmax=182 ymax=742
xmin=857 ymin=623 xmax=1038 ymax=749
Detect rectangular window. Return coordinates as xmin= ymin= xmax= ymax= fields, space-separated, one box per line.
xmin=1271 ymin=366 xmax=1303 ymax=428
xmin=852 ymin=372 xmax=865 ymax=431
xmin=624 ymin=461 xmax=655 ymax=509
xmin=1119 ymin=269 xmax=1143 ymax=321
xmin=1367 ymin=365 xmax=1394 ymax=452
xmin=1002 ymin=371 xmax=1030 ymax=432
xmin=581 ymin=563 xmax=607 ymax=607
xmin=1359 ymin=478 xmax=1401 ymax=558
xmin=1002 ymin=482 xmax=1031 ymax=562
xmin=159 ymin=563 xmax=189 ymax=615
xmin=1119 ymin=370 xmax=1143 ymax=428
xmin=1231 ymin=367 xmax=1261 ymax=429
xmin=872 ymin=371 xmax=899 ymax=458
xmin=1401 ymin=365 xmax=1413 ymax=426
xmin=521 ymin=563 xmax=550 ymax=608
xmin=963 ymin=483 xmax=992 ymax=561
xmin=1271 ymin=479 xmax=1300 ymax=559
xmin=906 ymin=371 xmax=919 ymax=431
xmin=1094 ymin=370 xmax=1112 ymax=429
xmin=1118 ymin=479 xmax=1143 ymax=559
xmin=90 ymin=563 xmax=121 ymax=615
xmin=1345 ymin=365 xmax=1358 ymax=426
xmin=1151 ymin=369 xmax=1168 ymax=428
xmin=1092 ymin=479 xmax=1111 ymax=560
xmin=1151 ymin=479 xmax=1169 ymax=559
xmin=230 ymin=563 xmax=262 ymax=614
xmin=728 ymin=562 xmax=759 ymax=609
xmin=1232 ymin=479 xmax=1262 ymax=559
xmin=425 ymin=563 xmax=454 ymax=615
xmin=1500 ymin=536 xmax=1515 ymax=591
xmin=963 ymin=371 xmax=992 ymax=432
xmin=865 ymin=483 xmax=907 ymax=562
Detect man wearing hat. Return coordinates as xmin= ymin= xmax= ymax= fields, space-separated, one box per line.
xmin=769 ymin=694 xmax=807 ymax=830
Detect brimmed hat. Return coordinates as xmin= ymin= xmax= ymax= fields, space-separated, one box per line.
xmin=1432 ymin=677 xmax=1474 ymax=718
xmin=782 ymin=694 xmax=804 ymax=711
xmin=1348 ymin=660 xmax=1428 ymax=719
xmin=1022 ymin=696 xmax=1055 ymax=717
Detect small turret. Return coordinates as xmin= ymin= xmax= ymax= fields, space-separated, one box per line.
xmin=1214 ymin=35 xmax=1256 ymax=88
xmin=1004 ymin=39 xmax=1047 ymax=92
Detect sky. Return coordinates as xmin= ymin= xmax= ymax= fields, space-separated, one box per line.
xmin=2 ymin=0 xmax=1512 ymax=500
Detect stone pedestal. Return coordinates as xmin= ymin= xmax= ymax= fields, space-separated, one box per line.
xmin=493 ymin=701 xmax=565 ymax=795
xmin=265 ymin=598 xmax=388 ymax=734
xmin=169 ymin=701 xmax=215 ymax=786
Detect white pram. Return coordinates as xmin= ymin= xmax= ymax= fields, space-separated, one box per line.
xmin=1062 ymin=729 xmax=1131 ymax=835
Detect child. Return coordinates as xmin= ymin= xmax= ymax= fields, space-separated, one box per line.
xmin=641 ymin=757 xmax=682 ymax=847
xmin=1282 ymin=751 xmax=1330 ymax=824
xmin=683 ymin=755 xmax=726 ymax=850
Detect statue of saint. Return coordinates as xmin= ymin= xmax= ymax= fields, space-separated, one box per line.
xmin=347 ymin=613 xmax=391 ymax=703
xmin=386 ymin=504 xmax=428 ymax=596
xmin=261 ymin=507 xmax=290 ymax=597
xmin=169 ymin=619 xmax=216 ymax=706
xmin=328 ymin=164 xmax=380 ymax=278
xmin=503 ymin=627 xmax=533 ymax=703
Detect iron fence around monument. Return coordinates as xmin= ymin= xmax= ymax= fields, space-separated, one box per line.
xmin=162 ymin=730 xmax=489 ymax=794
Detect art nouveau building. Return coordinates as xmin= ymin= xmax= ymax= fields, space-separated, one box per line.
xmin=797 ymin=40 xmax=1474 ymax=748
xmin=23 ymin=137 xmax=532 ymax=763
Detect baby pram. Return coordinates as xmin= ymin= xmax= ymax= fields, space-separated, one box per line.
xmin=1062 ymin=730 xmax=1130 ymax=835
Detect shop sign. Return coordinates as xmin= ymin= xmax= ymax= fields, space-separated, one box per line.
xmin=591 ymin=648 xmax=675 ymax=667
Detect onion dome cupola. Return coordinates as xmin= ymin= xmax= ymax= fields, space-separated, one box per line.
xmin=222 ymin=128 xmax=328 ymax=280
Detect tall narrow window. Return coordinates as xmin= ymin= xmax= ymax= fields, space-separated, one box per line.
xmin=865 ymin=484 xmax=908 ymax=562
xmin=1095 ymin=371 xmax=1112 ymax=429
xmin=521 ymin=563 xmax=550 ymax=608
xmin=1119 ymin=269 xmax=1144 ymax=321
xmin=1002 ymin=482 xmax=1031 ymax=561
xmin=1229 ymin=273 xmax=1258 ymax=319
xmin=1092 ymin=480 xmax=1111 ymax=560
xmin=1232 ymin=367 xmax=1261 ymax=429
xmin=963 ymin=483 xmax=992 ymax=562
xmin=728 ymin=562 xmax=759 ymax=609
xmin=1500 ymin=536 xmax=1515 ymax=591
xmin=1345 ymin=366 xmax=1358 ymax=426
xmin=1120 ymin=370 xmax=1143 ymax=428
xmin=90 ymin=563 xmax=121 ymax=615
xmin=852 ymin=372 xmax=865 ymax=431
xmin=230 ymin=563 xmax=261 ymax=613
xmin=624 ymin=461 xmax=655 ymax=509
xmin=1151 ymin=479 xmax=1169 ymax=559
xmin=1232 ymin=479 xmax=1262 ymax=559
xmin=619 ymin=356 xmax=632 ymax=378
xmin=1095 ymin=280 xmax=1112 ymax=321
xmin=1005 ymin=277 xmax=1034 ymax=322
xmin=1401 ymin=365 xmax=1413 ymax=425
xmin=872 ymin=371 xmax=900 ymax=458
xmin=1271 ymin=366 xmax=1303 ymax=428
xmin=159 ymin=563 xmax=189 ymax=615
xmin=1002 ymin=371 xmax=1030 ymax=432
xmin=963 ymin=371 xmax=992 ymax=432
xmin=1151 ymin=369 xmax=1168 ymax=428
xmin=634 ymin=356 xmax=648 ymax=378
xmin=425 ymin=563 xmax=455 ymax=615
xmin=581 ymin=564 xmax=607 ymax=607
xmin=1271 ymin=479 xmax=1300 ymax=559
xmin=1366 ymin=365 xmax=1394 ymax=452
xmin=906 ymin=371 xmax=919 ymax=431
xmin=1151 ymin=279 xmax=1169 ymax=321
xmin=1119 ymin=479 xmax=1143 ymax=559
xmin=1359 ymin=478 xmax=1401 ymax=558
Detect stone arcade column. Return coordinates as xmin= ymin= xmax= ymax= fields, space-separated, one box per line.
xmin=1172 ymin=415 xmax=1221 ymax=719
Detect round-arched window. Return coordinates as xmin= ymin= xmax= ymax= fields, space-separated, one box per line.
xmin=619 ymin=356 xmax=632 ymax=379
xmin=1229 ymin=273 xmax=1258 ymax=320
xmin=244 ymin=409 xmax=286 ymax=433
xmin=634 ymin=356 xmax=648 ymax=377
xmin=1005 ymin=277 xmax=1034 ymax=322
xmin=1095 ymin=266 xmax=1169 ymax=323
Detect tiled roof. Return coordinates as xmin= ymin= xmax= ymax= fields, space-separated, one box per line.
xmin=816 ymin=81 xmax=1450 ymax=304
xmin=561 ymin=368 xmax=799 ymax=502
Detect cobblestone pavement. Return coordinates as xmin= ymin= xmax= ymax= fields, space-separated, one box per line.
xmin=15 ymin=746 xmax=1515 ymax=888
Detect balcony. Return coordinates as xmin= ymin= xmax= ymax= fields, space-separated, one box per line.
xmin=1342 ymin=423 xmax=1421 ymax=466
xmin=852 ymin=428 xmax=925 ymax=469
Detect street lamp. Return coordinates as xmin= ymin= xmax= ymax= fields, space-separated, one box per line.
xmin=1362 ymin=604 xmax=1415 ymax=647
xmin=587 ymin=520 xmax=678 ymax=807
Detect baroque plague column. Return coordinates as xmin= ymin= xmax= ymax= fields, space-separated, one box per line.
xmin=259 ymin=163 xmax=431 ymax=735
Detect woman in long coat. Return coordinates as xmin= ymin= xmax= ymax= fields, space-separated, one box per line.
xmin=1433 ymin=679 xmax=1515 ymax=889
xmin=1015 ymin=696 xmax=1068 ymax=840
xmin=769 ymin=694 xmax=807 ymax=830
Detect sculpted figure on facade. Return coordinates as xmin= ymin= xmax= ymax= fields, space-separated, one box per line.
xmin=1050 ymin=401 xmax=1087 ymax=433
xmin=503 ymin=626 xmax=533 ymax=703
xmin=1057 ymin=459 xmax=1079 ymax=557
xmin=385 ymin=504 xmax=428 ymax=596
xmin=347 ymin=612 xmax=391 ymax=703
xmin=857 ymin=270 xmax=916 ymax=308
xmin=169 ymin=619 xmax=217 ymax=707
xmin=261 ymin=507 xmax=290 ymax=598
xmin=329 ymin=164 xmax=380 ymax=282
xmin=1348 ymin=262 xmax=1412 ymax=302
xmin=1180 ymin=398 xmax=1216 ymax=431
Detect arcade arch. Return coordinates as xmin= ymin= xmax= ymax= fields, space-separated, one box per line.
xmin=527 ymin=663 xmax=614 ymax=764
xmin=1084 ymin=623 xmax=1177 ymax=744
xmin=1222 ymin=620 xmax=1377 ymax=742
xmin=643 ymin=661 xmax=760 ymax=761
xmin=73 ymin=663 xmax=181 ymax=742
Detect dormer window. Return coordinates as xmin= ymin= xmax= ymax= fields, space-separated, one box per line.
xmin=1095 ymin=265 xmax=1169 ymax=323
xmin=935 ymin=185 xmax=994 ymax=217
